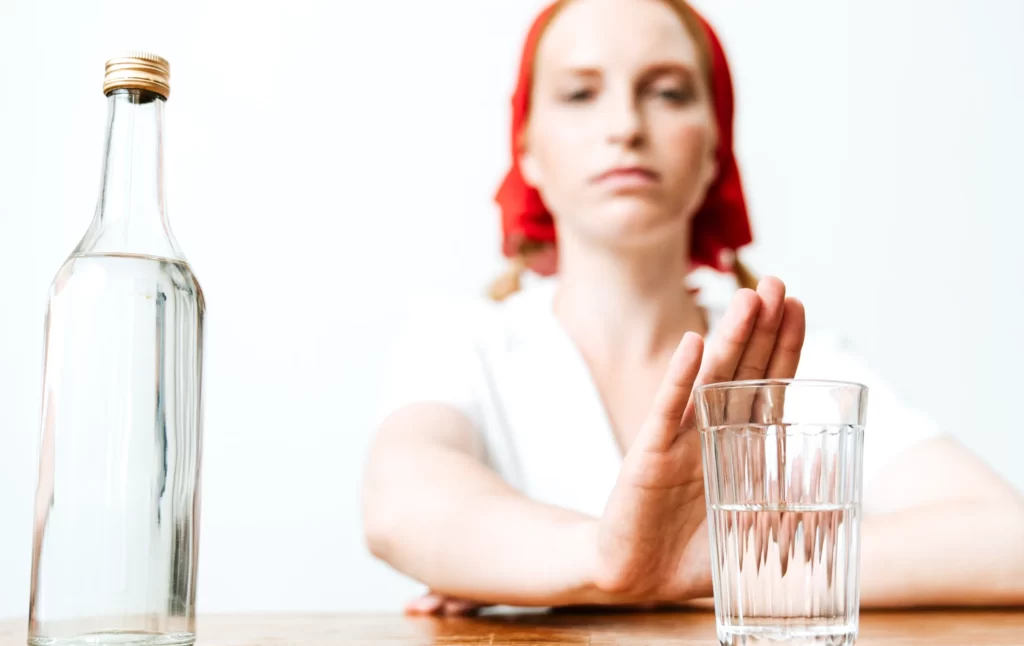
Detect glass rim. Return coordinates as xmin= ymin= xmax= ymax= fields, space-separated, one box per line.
xmin=694 ymin=378 xmax=868 ymax=395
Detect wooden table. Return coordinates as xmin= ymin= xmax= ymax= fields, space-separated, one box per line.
xmin=3 ymin=610 xmax=1023 ymax=645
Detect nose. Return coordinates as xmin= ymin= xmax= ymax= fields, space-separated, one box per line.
xmin=605 ymin=90 xmax=645 ymax=149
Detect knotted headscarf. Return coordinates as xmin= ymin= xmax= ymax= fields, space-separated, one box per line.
xmin=493 ymin=1 xmax=753 ymax=275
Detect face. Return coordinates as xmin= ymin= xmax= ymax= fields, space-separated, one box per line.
xmin=521 ymin=0 xmax=718 ymax=251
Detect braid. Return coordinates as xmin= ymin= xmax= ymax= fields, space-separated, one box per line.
xmin=731 ymin=255 xmax=759 ymax=291
xmin=488 ymin=255 xmax=527 ymax=302
xmin=488 ymin=240 xmax=556 ymax=301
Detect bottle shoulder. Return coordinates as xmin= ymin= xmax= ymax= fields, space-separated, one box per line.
xmin=47 ymin=253 xmax=203 ymax=311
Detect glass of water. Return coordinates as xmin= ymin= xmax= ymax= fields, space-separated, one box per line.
xmin=695 ymin=379 xmax=867 ymax=646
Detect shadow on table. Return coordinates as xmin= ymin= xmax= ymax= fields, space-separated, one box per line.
xmin=405 ymin=608 xmax=714 ymax=644
xmin=405 ymin=607 xmax=1024 ymax=645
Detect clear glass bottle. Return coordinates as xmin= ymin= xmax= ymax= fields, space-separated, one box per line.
xmin=28 ymin=53 xmax=204 ymax=646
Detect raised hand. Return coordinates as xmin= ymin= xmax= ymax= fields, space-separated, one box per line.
xmin=593 ymin=277 xmax=805 ymax=603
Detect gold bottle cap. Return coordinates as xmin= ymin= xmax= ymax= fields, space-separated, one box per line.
xmin=102 ymin=52 xmax=171 ymax=99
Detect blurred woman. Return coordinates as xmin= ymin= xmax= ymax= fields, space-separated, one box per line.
xmin=364 ymin=0 xmax=1024 ymax=614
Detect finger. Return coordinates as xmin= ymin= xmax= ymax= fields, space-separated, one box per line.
xmin=738 ymin=512 xmax=749 ymax=573
xmin=757 ymin=510 xmax=770 ymax=573
xmin=637 ymin=331 xmax=704 ymax=452
xmin=697 ymin=289 xmax=761 ymax=387
xmin=733 ymin=277 xmax=787 ymax=382
xmin=810 ymin=451 xmax=823 ymax=503
xmin=404 ymin=593 xmax=445 ymax=616
xmin=752 ymin=384 xmax=787 ymax=426
xmin=751 ymin=431 xmax=766 ymax=504
xmin=779 ymin=509 xmax=792 ymax=576
xmin=734 ymin=278 xmax=786 ymax=425
xmin=442 ymin=599 xmax=481 ymax=616
xmin=695 ymin=290 xmax=761 ymax=427
xmin=740 ymin=503 xmax=753 ymax=565
xmin=811 ymin=455 xmax=826 ymax=557
xmin=826 ymin=508 xmax=839 ymax=589
xmin=803 ymin=509 xmax=816 ymax=563
xmin=765 ymin=298 xmax=806 ymax=380
xmin=768 ymin=507 xmax=780 ymax=568
xmin=827 ymin=452 xmax=839 ymax=502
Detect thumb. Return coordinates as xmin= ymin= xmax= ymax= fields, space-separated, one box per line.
xmin=632 ymin=332 xmax=704 ymax=453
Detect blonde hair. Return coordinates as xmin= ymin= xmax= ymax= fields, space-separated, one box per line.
xmin=488 ymin=0 xmax=758 ymax=301
xmin=487 ymin=241 xmax=546 ymax=302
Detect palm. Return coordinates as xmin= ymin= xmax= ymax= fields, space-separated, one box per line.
xmin=600 ymin=437 xmax=707 ymax=598
xmin=596 ymin=277 xmax=806 ymax=603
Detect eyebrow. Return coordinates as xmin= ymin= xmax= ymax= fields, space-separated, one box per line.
xmin=553 ymin=66 xmax=602 ymax=79
xmin=640 ymin=61 xmax=698 ymax=81
xmin=552 ymin=60 xmax=698 ymax=81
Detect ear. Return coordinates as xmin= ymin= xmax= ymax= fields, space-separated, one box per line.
xmin=519 ymin=148 xmax=543 ymax=188
xmin=699 ymin=121 xmax=720 ymax=194
xmin=700 ymin=154 xmax=719 ymax=195
xmin=684 ymin=133 xmax=720 ymax=218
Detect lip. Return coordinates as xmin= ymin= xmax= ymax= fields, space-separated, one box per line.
xmin=592 ymin=166 xmax=661 ymax=190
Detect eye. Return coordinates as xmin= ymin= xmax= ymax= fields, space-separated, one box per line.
xmin=657 ymin=88 xmax=690 ymax=102
xmin=645 ymin=77 xmax=697 ymax=105
xmin=563 ymin=87 xmax=596 ymax=103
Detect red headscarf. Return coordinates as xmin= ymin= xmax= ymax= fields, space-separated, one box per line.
xmin=494 ymin=1 xmax=753 ymax=276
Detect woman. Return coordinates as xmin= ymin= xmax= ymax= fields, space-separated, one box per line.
xmin=364 ymin=0 xmax=1024 ymax=614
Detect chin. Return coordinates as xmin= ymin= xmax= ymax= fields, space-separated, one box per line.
xmin=584 ymin=197 xmax=689 ymax=249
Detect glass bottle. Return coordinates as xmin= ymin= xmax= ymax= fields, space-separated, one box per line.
xmin=27 ymin=53 xmax=204 ymax=646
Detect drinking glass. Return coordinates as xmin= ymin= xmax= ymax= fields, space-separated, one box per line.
xmin=695 ymin=379 xmax=867 ymax=646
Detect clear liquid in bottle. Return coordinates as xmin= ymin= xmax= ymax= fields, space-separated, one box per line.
xmin=28 ymin=54 xmax=204 ymax=646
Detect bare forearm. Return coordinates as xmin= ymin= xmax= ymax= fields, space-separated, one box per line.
xmin=364 ymin=445 xmax=611 ymax=607
xmin=860 ymin=500 xmax=1024 ymax=607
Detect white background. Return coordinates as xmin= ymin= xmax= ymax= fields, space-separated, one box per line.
xmin=1 ymin=0 xmax=1022 ymax=619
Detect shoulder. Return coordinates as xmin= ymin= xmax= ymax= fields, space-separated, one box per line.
xmin=374 ymin=279 xmax=562 ymax=471
xmin=378 ymin=277 xmax=556 ymax=415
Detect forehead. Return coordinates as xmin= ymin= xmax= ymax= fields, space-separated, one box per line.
xmin=536 ymin=0 xmax=700 ymax=75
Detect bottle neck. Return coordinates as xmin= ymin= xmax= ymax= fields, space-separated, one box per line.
xmin=76 ymin=89 xmax=184 ymax=260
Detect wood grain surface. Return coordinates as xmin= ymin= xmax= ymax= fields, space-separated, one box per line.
xmin=3 ymin=610 xmax=1022 ymax=645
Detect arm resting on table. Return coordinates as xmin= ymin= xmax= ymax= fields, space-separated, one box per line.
xmin=860 ymin=436 xmax=1024 ymax=607
xmin=363 ymin=403 xmax=615 ymax=608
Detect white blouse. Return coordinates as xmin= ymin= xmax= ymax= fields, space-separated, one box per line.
xmin=376 ymin=276 xmax=942 ymax=517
